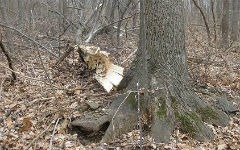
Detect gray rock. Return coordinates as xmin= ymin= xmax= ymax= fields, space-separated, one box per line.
xmin=78 ymin=104 xmax=89 ymax=113
xmin=215 ymin=97 xmax=239 ymax=114
xmin=86 ymin=102 xmax=99 ymax=110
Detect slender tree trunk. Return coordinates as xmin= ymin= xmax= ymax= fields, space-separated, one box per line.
xmin=221 ymin=0 xmax=230 ymax=47
xmin=231 ymin=0 xmax=238 ymax=41
xmin=211 ymin=0 xmax=217 ymax=42
xmin=18 ymin=0 xmax=23 ymax=30
xmin=58 ymin=0 xmax=68 ymax=31
xmin=132 ymin=0 xmax=138 ymax=29
xmin=216 ymin=0 xmax=222 ymax=23
xmin=0 ymin=0 xmax=14 ymax=53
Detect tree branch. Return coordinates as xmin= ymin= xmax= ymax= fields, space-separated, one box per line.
xmin=192 ymin=0 xmax=211 ymax=41
xmin=0 ymin=22 xmax=58 ymax=57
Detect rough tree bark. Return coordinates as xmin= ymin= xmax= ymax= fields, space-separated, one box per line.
xmin=231 ymin=0 xmax=238 ymax=42
xmin=211 ymin=0 xmax=217 ymax=42
xmin=0 ymin=0 xmax=15 ymax=54
xmin=216 ymin=0 xmax=222 ymax=23
xmin=71 ymin=0 xmax=229 ymax=143
xmin=221 ymin=0 xmax=229 ymax=47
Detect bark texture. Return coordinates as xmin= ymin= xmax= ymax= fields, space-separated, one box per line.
xmin=221 ymin=0 xmax=229 ymax=47
xmin=231 ymin=0 xmax=238 ymax=41
xmin=71 ymin=0 xmax=229 ymax=143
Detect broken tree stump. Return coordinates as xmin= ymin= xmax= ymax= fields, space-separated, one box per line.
xmin=76 ymin=45 xmax=124 ymax=92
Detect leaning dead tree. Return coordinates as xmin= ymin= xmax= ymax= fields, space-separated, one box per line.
xmin=71 ymin=0 xmax=228 ymax=143
xmin=0 ymin=33 xmax=16 ymax=84
xmin=192 ymin=0 xmax=211 ymax=41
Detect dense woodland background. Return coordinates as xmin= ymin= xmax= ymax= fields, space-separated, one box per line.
xmin=0 ymin=0 xmax=239 ymax=150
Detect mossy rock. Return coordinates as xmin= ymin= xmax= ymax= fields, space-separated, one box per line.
xmin=78 ymin=104 xmax=89 ymax=113
xmin=197 ymin=106 xmax=219 ymax=122
xmin=157 ymin=97 xmax=167 ymax=120
xmin=87 ymin=102 xmax=100 ymax=110
xmin=127 ymin=92 xmax=137 ymax=110
xmin=177 ymin=112 xmax=202 ymax=136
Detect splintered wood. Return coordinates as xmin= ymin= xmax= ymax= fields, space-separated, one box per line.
xmin=77 ymin=45 xmax=124 ymax=92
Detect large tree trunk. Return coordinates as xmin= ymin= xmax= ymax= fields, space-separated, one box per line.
xmin=71 ymin=0 xmax=229 ymax=143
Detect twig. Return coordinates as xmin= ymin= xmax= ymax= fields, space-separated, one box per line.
xmin=112 ymin=91 xmax=137 ymax=137
xmin=48 ymin=10 xmax=79 ymax=30
xmin=49 ymin=118 xmax=60 ymax=150
xmin=104 ymin=11 xmax=139 ymax=32
xmin=0 ymin=22 xmax=57 ymax=57
xmin=29 ymin=97 xmax=55 ymax=105
xmin=36 ymin=50 xmax=63 ymax=114
xmin=54 ymin=45 xmax=74 ymax=66
xmin=84 ymin=11 xmax=139 ymax=43
xmin=67 ymin=6 xmax=83 ymax=10
xmin=121 ymin=49 xmax=137 ymax=64
xmin=24 ymin=120 xmax=54 ymax=150
xmin=136 ymin=82 xmax=143 ymax=150
xmin=0 ymin=62 xmax=59 ymax=88
xmin=0 ymin=77 xmax=6 ymax=101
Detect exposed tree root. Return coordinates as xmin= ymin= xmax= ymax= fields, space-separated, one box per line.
xmin=71 ymin=78 xmax=229 ymax=143
xmin=71 ymin=92 xmax=139 ymax=142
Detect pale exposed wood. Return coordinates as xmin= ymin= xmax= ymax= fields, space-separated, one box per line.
xmin=78 ymin=45 xmax=124 ymax=92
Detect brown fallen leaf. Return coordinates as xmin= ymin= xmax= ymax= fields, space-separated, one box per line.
xmin=20 ymin=117 xmax=32 ymax=132
xmin=5 ymin=116 xmax=13 ymax=126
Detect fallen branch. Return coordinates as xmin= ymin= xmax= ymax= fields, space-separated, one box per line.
xmin=0 ymin=34 xmax=16 ymax=83
xmin=136 ymin=82 xmax=143 ymax=150
xmin=0 ymin=77 xmax=6 ymax=101
xmin=121 ymin=49 xmax=137 ymax=64
xmin=112 ymin=91 xmax=136 ymax=138
xmin=0 ymin=62 xmax=59 ymax=88
xmin=49 ymin=118 xmax=60 ymax=150
xmin=24 ymin=120 xmax=54 ymax=150
xmin=0 ymin=22 xmax=58 ymax=57
xmin=54 ymin=45 xmax=74 ymax=66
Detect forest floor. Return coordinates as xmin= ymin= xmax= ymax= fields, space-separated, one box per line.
xmin=0 ymin=27 xmax=240 ymax=150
